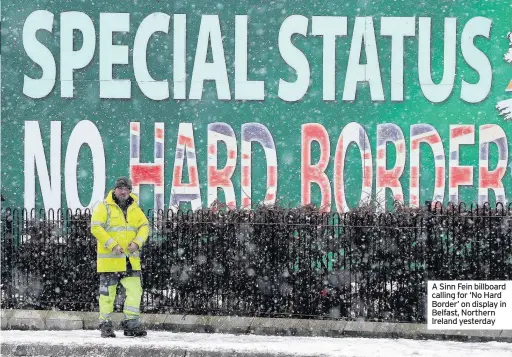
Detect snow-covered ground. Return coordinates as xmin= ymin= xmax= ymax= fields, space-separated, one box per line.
xmin=1 ymin=330 xmax=511 ymax=357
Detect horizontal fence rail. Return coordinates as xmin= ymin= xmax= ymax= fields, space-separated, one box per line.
xmin=1 ymin=204 xmax=512 ymax=323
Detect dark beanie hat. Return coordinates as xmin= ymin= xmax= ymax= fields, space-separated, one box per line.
xmin=115 ymin=176 xmax=132 ymax=190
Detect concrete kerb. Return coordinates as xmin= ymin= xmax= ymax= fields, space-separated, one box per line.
xmin=7 ymin=309 xmax=49 ymax=330
xmin=208 ymin=315 xmax=256 ymax=334
xmin=0 ymin=343 xmax=321 ymax=357
xmin=82 ymin=311 xmax=101 ymax=329
xmin=1 ymin=309 xmax=511 ymax=343
xmin=258 ymin=318 xmax=347 ymax=337
xmin=392 ymin=323 xmax=505 ymax=342
xmin=500 ymin=330 xmax=512 ymax=338
xmin=447 ymin=329 xmax=503 ymax=339
xmin=163 ymin=313 xmax=206 ymax=333
xmin=372 ymin=322 xmax=397 ymax=338
xmin=343 ymin=320 xmax=380 ymax=337
xmin=393 ymin=322 xmax=431 ymax=339
xmin=1 ymin=309 xmax=13 ymax=329
xmin=140 ymin=312 xmax=167 ymax=330
xmin=46 ymin=311 xmax=84 ymax=330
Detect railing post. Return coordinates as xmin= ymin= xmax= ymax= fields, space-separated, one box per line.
xmin=424 ymin=201 xmax=435 ymax=282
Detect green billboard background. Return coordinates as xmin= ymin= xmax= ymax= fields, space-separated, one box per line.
xmin=1 ymin=0 xmax=511 ymax=212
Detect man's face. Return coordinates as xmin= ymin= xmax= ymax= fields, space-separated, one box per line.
xmin=114 ymin=186 xmax=131 ymax=202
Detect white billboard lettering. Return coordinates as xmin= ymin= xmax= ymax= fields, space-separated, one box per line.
xmin=419 ymin=17 xmax=457 ymax=103
xmin=344 ymin=17 xmax=384 ymax=102
xmin=60 ymin=12 xmax=96 ymax=98
xmin=22 ymin=10 xmax=56 ymax=99
xmin=99 ymin=13 xmax=131 ymax=99
xmin=24 ymin=121 xmax=61 ymax=211
xmin=189 ymin=15 xmax=231 ymax=100
xmin=278 ymin=15 xmax=310 ymax=102
xmin=65 ymin=121 xmax=106 ymax=210
xmin=134 ymin=13 xmax=171 ymax=101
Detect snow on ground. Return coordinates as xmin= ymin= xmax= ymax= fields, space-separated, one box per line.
xmin=1 ymin=330 xmax=511 ymax=357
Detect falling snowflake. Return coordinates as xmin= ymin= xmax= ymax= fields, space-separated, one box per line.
xmin=496 ymin=32 xmax=512 ymax=120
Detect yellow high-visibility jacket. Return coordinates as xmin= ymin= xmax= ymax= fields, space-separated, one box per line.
xmin=90 ymin=191 xmax=149 ymax=273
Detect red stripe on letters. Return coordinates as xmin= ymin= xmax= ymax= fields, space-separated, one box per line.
xmin=178 ymin=135 xmax=194 ymax=148
xmin=377 ymin=148 xmax=385 ymax=160
xmin=268 ymin=166 xmax=277 ymax=187
xmin=131 ymin=165 xmax=163 ymax=186
xmin=412 ymin=133 xmax=441 ymax=150
xmin=451 ymin=126 xmax=473 ymax=139
xmin=209 ymin=166 xmax=235 ymax=187
xmin=363 ymin=166 xmax=372 ymax=187
xmin=410 ymin=166 xmax=419 ymax=188
xmin=479 ymin=167 xmax=506 ymax=189
xmin=436 ymin=167 xmax=445 ymax=188
xmin=242 ymin=166 xmax=250 ymax=187
xmin=450 ymin=167 xmax=472 ymax=188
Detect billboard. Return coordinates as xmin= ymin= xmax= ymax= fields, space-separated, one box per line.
xmin=1 ymin=0 xmax=511 ymax=212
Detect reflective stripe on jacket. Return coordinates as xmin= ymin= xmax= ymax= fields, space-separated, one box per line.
xmin=90 ymin=190 xmax=149 ymax=273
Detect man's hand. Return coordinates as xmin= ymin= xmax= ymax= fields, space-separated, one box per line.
xmin=128 ymin=242 xmax=139 ymax=253
xmin=112 ymin=245 xmax=124 ymax=255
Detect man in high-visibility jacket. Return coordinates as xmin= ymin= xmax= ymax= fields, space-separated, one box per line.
xmin=91 ymin=176 xmax=149 ymax=338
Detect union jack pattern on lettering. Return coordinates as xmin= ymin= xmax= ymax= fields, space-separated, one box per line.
xmin=409 ymin=124 xmax=446 ymax=207
xmin=241 ymin=123 xmax=278 ymax=209
xmin=129 ymin=122 xmax=165 ymax=213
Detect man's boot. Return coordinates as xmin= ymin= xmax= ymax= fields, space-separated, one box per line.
xmin=121 ymin=319 xmax=147 ymax=337
xmin=99 ymin=320 xmax=116 ymax=338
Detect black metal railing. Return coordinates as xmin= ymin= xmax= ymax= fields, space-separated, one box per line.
xmin=1 ymin=203 xmax=511 ymax=323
